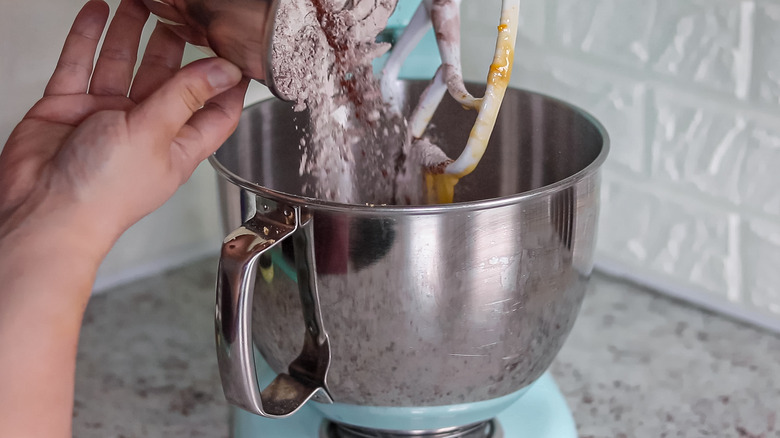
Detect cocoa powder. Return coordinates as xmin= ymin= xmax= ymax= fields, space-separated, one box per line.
xmin=271 ymin=0 xmax=415 ymax=204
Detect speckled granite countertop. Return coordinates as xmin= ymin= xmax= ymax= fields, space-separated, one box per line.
xmin=73 ymin=257 xmax=780 ymax=437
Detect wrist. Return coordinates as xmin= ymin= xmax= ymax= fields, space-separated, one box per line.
xmin=0 ymin=201 xmax=119 ymax=277
xmin=0 ymin=210 xmax=112 ymax=324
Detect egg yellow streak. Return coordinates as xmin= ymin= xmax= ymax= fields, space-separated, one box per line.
xmin=426 ymin=1 xmax=520 ymax=204
xmin=425 ymin=173 xmax=459 ymax=205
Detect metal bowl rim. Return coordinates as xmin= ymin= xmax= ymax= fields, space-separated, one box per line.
xmin=209 ymin=85 xmax=610 ymax=215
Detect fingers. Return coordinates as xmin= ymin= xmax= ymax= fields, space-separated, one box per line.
xmin=129 ymin=22 xmax=185 ymax=103
xmin=140 ymin=0 xmax=186 ymax=26
xmin=89 ymin=0 xmax=150 ymax=96
xmin=171 ymin=78 xmax=250 ymax=177
xmin=127 ymin=58 xmax=243 ymax=147
xmin=44 ymin=1 xmax=109 ymax=97
xmin=27 ymin=95 xmax=134 ymax=126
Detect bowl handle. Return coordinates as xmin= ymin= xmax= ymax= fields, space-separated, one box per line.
xmin=215 ymin=201 xmax=332 ymax=418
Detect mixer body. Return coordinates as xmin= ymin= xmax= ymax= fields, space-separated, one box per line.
xmin=211 ymin=82 xmax=609 ymax=419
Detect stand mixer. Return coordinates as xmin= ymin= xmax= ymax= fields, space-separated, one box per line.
xmin=148 ymin=1 xmax=609 ymax=436
xmin=211 ymin=80 xmax=608 ymax=437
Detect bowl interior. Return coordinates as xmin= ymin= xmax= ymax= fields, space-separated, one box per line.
xmin=213 ymin=82 xmax=607 ymax=206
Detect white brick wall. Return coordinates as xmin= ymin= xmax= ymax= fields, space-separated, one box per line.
xmin=744 ymin=219 xmax=780 ymax=313
xmin=461 ymin=0 xmax=780 ymax=331
xmin=753 ymin=1 xmax=780 ymax=104
xmin=649 ymin=90 xmax=748 ymax=204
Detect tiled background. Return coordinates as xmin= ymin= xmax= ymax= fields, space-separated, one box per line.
xmin=2 ymin=1 xmax=778 ymax=330
xmin=461 ymin=0 xmax=780 ymax=331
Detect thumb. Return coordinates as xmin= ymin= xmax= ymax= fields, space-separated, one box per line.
xmin=127 ymin=58 xmax=242 ymax=147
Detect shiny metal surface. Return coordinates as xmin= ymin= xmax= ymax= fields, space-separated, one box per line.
xmin=216 ymin=201 xmax=333 ymax=417
xmin=322 ymin=421 xmax=498 ymax=438
xmin=211 ymin=81 xmax=608 ymax=415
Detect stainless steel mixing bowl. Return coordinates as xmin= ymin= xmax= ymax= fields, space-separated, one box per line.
xmin=211 ymin=81 xmax=609 ymax=421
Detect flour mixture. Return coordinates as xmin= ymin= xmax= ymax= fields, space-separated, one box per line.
xmin=270 ymin=0 xmax=519 ymax=205
xmin=270 ymin=0 xmax=405 ymax=204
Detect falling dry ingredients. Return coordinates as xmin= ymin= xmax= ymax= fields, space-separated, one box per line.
xmin=269 ymin=0 xmax=520 ymax=205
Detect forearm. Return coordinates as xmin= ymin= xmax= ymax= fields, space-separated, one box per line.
xmin=0 ymin=222 xmax=109 ymax=437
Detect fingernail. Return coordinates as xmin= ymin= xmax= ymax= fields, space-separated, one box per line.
xmin=207 ymin=60 xmax=242 ymax=89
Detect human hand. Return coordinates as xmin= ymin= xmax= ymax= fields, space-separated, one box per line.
xmin=0 ymin=0 xmax=249 ymax=260
xmin=0 ymin=2 xmax=248 ymax=435
xmin=141 ymin=0 xmax=272 ymax=79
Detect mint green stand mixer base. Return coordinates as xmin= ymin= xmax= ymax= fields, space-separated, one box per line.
xmin=232 ymin=375 xmax=577 ymax=437
xmin=232 ymin=357 xmax=577 ymax=437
